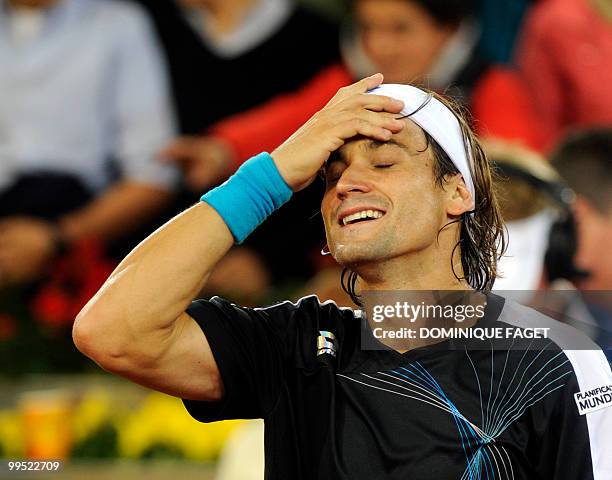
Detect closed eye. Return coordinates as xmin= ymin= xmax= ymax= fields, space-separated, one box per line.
xmin=375 ymin=163 xmax=394 ymax=169
xmin=325 ymin=169 xmax=344 ymax=186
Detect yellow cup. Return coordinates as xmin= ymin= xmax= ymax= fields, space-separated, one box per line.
xmin=19 ymin=389 xmax=72 ymax=460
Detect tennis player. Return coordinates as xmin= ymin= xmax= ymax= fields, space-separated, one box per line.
xmin=74 ymin=74 xmax=612 ymax=479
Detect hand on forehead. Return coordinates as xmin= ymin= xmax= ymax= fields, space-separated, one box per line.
xmin=366 ymin=84 xmax=475 ymax=204
xmin=335 ymin=117 xmax=431 ymax=163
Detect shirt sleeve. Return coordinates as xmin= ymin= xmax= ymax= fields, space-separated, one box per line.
xmin=539 ymin=349 xmax=612 ymax=480
xmin=182 ymin=297 xmax=300 ymax=423
xmin=109 ymin=3 xmax=178 ymax=189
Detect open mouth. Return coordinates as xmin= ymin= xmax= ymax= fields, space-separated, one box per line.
xmin=339 ymin=209 xmax=386 ymax=227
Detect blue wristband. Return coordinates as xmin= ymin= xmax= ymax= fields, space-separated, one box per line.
xmin=201 ymin=152 xmax=293 ymax=243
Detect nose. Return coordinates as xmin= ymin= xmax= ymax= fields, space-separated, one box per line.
xmin=335 ymin=163 xmax=373 ymax=199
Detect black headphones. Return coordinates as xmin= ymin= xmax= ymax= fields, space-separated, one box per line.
xmin=493 ymin=162 xmax=590 ymax=283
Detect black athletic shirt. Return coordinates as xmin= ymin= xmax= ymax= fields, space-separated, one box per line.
xmin=182 ymin=293 xmax=612 ymax=479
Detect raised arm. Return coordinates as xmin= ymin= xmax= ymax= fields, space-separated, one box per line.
xmin=72 ymin=74 xmax=405 ymax=401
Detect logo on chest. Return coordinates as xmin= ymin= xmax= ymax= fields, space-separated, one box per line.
xmin=317 ymin=330 xmax=337 ymax=357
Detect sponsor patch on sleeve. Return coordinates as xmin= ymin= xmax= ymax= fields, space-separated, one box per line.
xmin=574 ymin=385 xmax=612 ymax=415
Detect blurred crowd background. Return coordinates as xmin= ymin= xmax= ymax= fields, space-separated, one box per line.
xmin=0 ymin=0 xmax=611 ymax=477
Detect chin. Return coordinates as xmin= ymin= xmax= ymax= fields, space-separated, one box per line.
xmin=331 ymin=242 xmax=389 ymax=268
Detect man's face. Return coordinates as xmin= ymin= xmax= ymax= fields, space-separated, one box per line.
xmin=355 ymin=0 xmax=454 ymax=84
xmin=321 ymin=119 xmax=451 ymax=268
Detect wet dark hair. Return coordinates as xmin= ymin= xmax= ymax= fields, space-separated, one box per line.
xmin=339 ymin=91 xmax=507 ymax=306
xmin=550 ymin=127 xmax=612 ymax=215
xmin=353 ymin=0 xmax=478 ymax=26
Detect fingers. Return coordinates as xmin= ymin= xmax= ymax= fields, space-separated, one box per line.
xmin=332 ymin=114 xmax=405 ymax=143
xmin=158 ymin=137 xmax=196 ymax=163
xmin=342 ymin=73 xmax=384 ymax=95
xmin=359 ymin=94 xmax=405 ymax=114
xmin=326 ymin=73 xmax=405 ymax=117
xmin=185 ymin=169 xmax=217 ymax=192
xmin=328 ymin=73 xmax=384 ymax=105
xmin=352 ymin=72 xmax=384 ymax=93
xmin=356 ymin=110 xmax=405 ymax=134
xmin=350 ymin=121 xmax=394 ymax=142
xmin=271 ymin=74 xmax=405 ymax=192
xmin=334 ymin=91 xmax=404 ymax=115
xmin=334 ymin=109 xmax=404 ymax=135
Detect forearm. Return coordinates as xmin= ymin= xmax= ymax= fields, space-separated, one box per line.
xmin=59 ymin=181 xmax=173 ymax=243
xmin=73 ymin=74 xmax=404 ymax=399
xmin=75 ymin=151 xmax=294 ymax=365
xmin=75 ymin=201 xmax=233 ymax=359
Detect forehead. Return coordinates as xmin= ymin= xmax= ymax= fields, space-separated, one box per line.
xmin=338 ymin=118 xmax=429 ymax=159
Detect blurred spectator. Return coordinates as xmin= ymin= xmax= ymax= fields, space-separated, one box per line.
xmin=135 ymin=0 xmax=341 ymax=287
xmin=550 ymin=128 xmax=612 ymax=291
xmin=175 ymin=0 xmax=542 ymax=189
xmin=517 ymin=0 xmax=612 ymax=150
xmin=0 ymin=0 xmax=177 ymax=287
xmin=344 ymin=0 xmax=540 ymax=145
xmin=155 ymin=0 xmax=542 ymax=289
xmin=550 ymin=127 xmax=612 ymax=359
xmin=489 ymin=142 xmax=566 ymax=292
xmin=487 ymin=138 xmax=610 ymax=357
xmin=136 ymin=0 xmax=340 ymax=135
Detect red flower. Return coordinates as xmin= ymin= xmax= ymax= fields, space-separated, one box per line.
xmin=32 ymin=286 xmax=71 ymax=328
xmin=32 ymin=240 xmax=114 ymax=328
xmin=0 ymin=313 xmax=17 ymax=339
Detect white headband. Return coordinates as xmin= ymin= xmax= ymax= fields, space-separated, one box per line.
xmin=368 ymin=84 xmax=476 ymax=207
